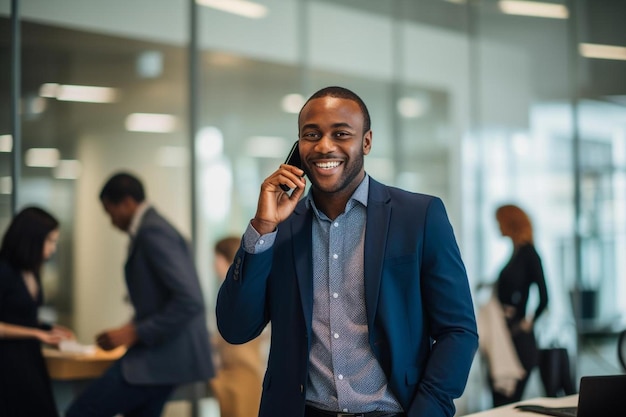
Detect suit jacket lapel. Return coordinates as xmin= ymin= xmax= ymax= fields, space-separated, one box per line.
xmin=293 ymin=201 xmax=314 ymax=337
xmin=364 ymin=179 xmax=391 ymax=329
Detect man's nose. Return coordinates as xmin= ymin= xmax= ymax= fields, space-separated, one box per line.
xmin=314 ymin=134 xmax=335 ymax=153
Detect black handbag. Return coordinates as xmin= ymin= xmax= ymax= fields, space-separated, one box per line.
xmin=538 ymin=347 xmax=576 ymax=397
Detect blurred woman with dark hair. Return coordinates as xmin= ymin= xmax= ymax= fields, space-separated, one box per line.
xmin=0 ymin=207 xmax=74 ymax=417
xmin=490 ymin=204 xmax=549 ymax=406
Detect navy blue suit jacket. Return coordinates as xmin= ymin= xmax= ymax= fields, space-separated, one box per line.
xmin=217 ymin=178 xmax=478 ymax=417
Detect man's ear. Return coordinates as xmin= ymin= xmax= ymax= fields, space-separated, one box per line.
xmin=362 ymin=130 xmax=372 ymax=155
xmin=121 ymin=195 xmax=139 ymax=213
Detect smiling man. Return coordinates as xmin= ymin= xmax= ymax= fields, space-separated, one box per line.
xmin=216 ymin=86 xmax=478 ymax=417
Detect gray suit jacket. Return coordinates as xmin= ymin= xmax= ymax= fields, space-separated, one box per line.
xmin=121 ymin=207 xmax=214 ymax=385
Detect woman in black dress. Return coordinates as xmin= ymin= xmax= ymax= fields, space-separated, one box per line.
xmin=0 ymin=207 xmax=74 ymax=417
xmin=491 ymin=204 xmax=549 ymax=406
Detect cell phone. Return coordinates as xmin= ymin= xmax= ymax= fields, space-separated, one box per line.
xmin=280 ymin=141 xmax=302 ymax=191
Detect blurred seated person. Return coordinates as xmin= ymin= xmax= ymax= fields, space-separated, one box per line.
xmin=0 ymin=207 xmax=75 ymax=417
xmin=210 ymin=236 xmax=267 ymax=417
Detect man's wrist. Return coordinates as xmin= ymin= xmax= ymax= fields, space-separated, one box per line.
xmin=251 ymin=218 xmax=277 ymax=235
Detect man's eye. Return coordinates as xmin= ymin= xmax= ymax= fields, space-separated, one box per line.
xmin=334 ymin=131 xmax=351 ymax=138
xmin=302 ymin=132 xmax=320 ymax=140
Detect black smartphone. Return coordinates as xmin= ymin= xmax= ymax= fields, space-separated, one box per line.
xmin=280 ymin=141 xmax=302 ymax=191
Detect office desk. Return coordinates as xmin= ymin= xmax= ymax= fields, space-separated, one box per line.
xmin=461 ymin=395 xmax=578 ymax=417
xmin=43 ymin=347 xmax=211 ymax=417
xmin=44 ymin=345 xmax=125 ymax=380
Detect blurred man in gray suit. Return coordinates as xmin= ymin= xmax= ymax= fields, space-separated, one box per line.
xmin=67 ymin=172 xmax=214 ymax=417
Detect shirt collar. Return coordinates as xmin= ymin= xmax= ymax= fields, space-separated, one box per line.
xmin=306 ymin=173 xmax=369 ymax=217
xmin=128 ymin=201 xmax=150 ymax=238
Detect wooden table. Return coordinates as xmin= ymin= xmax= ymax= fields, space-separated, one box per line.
xmin=43 ymin=346 xmax=211 ymax=417
xmin=43 ymin=346 xmax=125 ymax=380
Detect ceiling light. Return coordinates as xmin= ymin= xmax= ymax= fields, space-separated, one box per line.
xmin=39 ymin=83 xmax=60 ymax=98
xmin=499 ymin=1 xmax=568 ymax=19
xmin=136 ymin=50 xmax=163 ymax=78
xmin=0 ymin=177 xmax=12 ymax=195
xmin=54 ymin=160 xmax=82 ymax=179
xmin=397 ymin=95 xmax=430 ymax=118
xmin=196 ymin=126 xmax=224 ymax=161
xmin=579 ymin=43 xmax=626 ymax=61
xmin=281 ymin=94 xmax=305 ymax=114
xmin=196 ymin=0 xmax=268 ymax=19
xmin=125 ymin=113 xmax=178 ymax=133
xmin=0 ymin=135 xmax=12 ymax=152
xmin=39 ymin=83 xmax=118 ymax=103
xmin=25 ymin=148 xmax=60 ymax=168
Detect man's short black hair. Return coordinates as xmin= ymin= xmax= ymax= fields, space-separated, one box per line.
xmin=300 ymin=86 xmax=371 ymax=133
xmin=99 ymin=172 xmax=145 ymax=204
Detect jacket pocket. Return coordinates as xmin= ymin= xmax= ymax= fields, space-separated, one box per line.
xmin=385 ymin=253 xmax=417 ymax=267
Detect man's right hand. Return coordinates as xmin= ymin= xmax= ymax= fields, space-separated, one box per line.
xmin=251 ymin=164 xmax=306 ymax=235
xmin=96 ymin=323 xmax=138 ymax=351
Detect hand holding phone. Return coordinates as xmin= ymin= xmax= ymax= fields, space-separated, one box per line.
xmin=280 ymin=141 xmax=302 ymax=191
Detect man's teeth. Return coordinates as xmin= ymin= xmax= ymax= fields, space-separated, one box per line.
xmin=315 ymin=161 xmax=341 ymax=169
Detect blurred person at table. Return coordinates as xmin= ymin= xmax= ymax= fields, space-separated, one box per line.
xmin=66 ymin=171 xmax=214 ymax=417
xmin=210 ymin=236 xmax=267 ymax=417
xmin=0 ymin=206 xmax=75 ymax=417
xmin=489 ymin=204 xmax=549 ymax=406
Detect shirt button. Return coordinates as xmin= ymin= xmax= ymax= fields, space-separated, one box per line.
xmin=334 ymin=333 xmax=339 ymax=339
xmin=332 ymin=293 xmax=338 ymax=299
xmin=334 ymin=222 xmax=339 ymax=227
xmin=338 ymin=374 xmax=344 ymax=380
xmin=333 ymin=253 xmax=338 ymax=259
xmin=259 ymin=239 xmax=265 ymax=245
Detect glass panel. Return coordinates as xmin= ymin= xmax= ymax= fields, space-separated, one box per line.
xmin=466 ymin=1 xmax=577 ymax=406
xmin=195 ymin=1 xmax=470 ymax=299
xmin=0 ymin=4 xmax=189 ymax=342
xmin=0 ymin=12 xmax=12 ymax=229
xmin=468 ymin=0 xmax=575 ymax=330
xmin=577 ymin=99 xmax=626 ymax=324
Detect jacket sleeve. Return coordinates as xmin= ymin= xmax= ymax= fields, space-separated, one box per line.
xmin=216 ymin=244 xmax=272 ymax=344
xmin=408 ymin=197 xmax=479 ymax=417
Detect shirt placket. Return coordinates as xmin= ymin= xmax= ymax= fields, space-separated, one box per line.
xmin=328 ymin=215 xmax=350 ymax=410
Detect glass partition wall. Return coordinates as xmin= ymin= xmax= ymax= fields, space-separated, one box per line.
xmin=0 ymin=3 xmax=191 ymax=343
xmin=2 ymin=0 xmax=625 ymax=414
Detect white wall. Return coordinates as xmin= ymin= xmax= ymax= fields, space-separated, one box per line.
xmin=73 ymin=131 xmax=191 ymax=341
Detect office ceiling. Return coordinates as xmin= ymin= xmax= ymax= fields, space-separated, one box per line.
xmin=1 ymin=0 xmax=625 ymax=158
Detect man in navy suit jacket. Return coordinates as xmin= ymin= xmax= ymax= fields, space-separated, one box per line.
xmin=217 ymin=86 xmax=478 ymax=417
xmin=67 ymin=172 xmax=214 ymax=417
